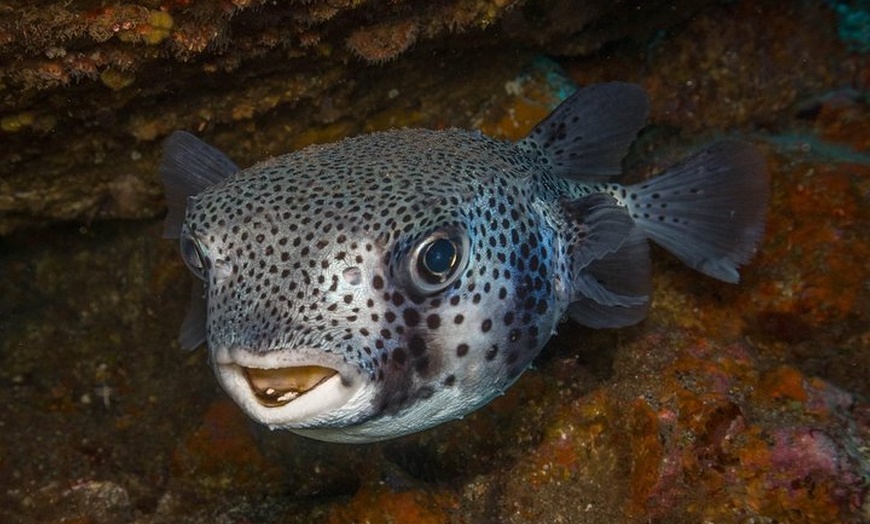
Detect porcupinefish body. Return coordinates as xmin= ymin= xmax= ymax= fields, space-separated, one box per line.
xmin=161 ymin=83 xmax=768 ymax=443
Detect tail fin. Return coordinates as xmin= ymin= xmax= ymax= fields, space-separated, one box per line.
xmin=624 ymin=141 xmax=769 ymax=283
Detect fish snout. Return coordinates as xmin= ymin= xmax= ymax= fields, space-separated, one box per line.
xmin=212 ymin=347 xmax=366 ymax=427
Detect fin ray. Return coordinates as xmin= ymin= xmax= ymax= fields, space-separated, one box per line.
xmin=160 ymin=131 xmax=239 ymax=239
xmin=524 ymin=82 xmax=649 ymax=181
xmin=560 ymin=192 xmax=635 ymax=273
xmin=179 ymin=280 xmax=207 ymax=351
xmin=625 ymin=141 xmax=769 ymax=283
xmin=568 ymin=227 xmax=651 ymax=328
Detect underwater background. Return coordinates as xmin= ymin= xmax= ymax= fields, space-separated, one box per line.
xmin=0 ymin=0 xmax=867 ymax=522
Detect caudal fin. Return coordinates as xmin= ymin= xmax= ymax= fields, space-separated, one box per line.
xmin=624 ymin=141 xmax=769 ymax=283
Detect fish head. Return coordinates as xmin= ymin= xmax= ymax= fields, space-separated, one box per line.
xmin=170 ymin=130 xmax=564 ymax=442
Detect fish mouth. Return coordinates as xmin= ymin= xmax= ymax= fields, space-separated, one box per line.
xmin=212 ymin=348 xmax=367 ymax=428
xmin=243 ymin=365 xmax=338 ymax=407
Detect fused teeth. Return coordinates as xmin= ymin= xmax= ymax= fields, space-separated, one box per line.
xmin=243 ymin=366 xmax=338 ymax=407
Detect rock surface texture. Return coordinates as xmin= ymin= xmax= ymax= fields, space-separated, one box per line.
xmin=0 ymin=1 xmax=867 ymax=523
xmin=0 ymin=0 xmax=714 ymax=234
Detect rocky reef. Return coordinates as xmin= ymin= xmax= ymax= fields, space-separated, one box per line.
xmin=0 ymin=0 xmax=717 ymax=234
xmin=0 ymin=1 xmax=867 ymax=523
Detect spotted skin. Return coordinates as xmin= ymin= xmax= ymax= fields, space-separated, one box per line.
xmin=186 ymin=131 xmax=559 ymax=420
xmin=162 ymin=83 xmax=768 ymax=442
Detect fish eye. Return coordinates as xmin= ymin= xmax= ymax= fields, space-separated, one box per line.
xmin=408 ymin=230 xmax=469 ymax=294
xmin=422 ymin=238 xmax=457 ymax=278
xmin=180 ymin=233 xmax=207 ymax=281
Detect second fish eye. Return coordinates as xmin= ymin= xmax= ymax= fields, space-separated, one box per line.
xmin=180 ymin=233 xmax=207 ymax=281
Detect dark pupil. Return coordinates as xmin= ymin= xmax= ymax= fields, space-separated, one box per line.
xmin=423 ymin=238 xmax=456 ymax=276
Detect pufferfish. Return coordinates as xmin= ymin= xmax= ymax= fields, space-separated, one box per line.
xmin=161 ymin=82 xmax=768 ymax=443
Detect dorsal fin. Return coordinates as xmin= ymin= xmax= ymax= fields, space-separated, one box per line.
xmin=523 ymin=82 xmax=649 ymax=182
xmin=160 ymin=131 xmax=239 ymax=239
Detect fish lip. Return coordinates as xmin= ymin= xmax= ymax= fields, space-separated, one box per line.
xmin=211 ymin=347 xmax=365 ymax=427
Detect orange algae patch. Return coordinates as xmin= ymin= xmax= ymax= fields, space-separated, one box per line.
xmin=625 ymin=340 xmax=864 ymax=521
xmin=346 ymin=19 xmax=419 ymax=64
xmin=478 ymin=97 xmax=551 ymax=141
xmin=663 ymin=345 xmax=756 ymax=420
xmin=756 ymin=366 xmax=854 ymax=418
xmin=326 ymin=484 xmax=458 ymax=524
xmin=627 ymin=399 xmax=665 ymax=513
xmin=816 ymin=99 xmax=870 ymax=152
xmin=519 ymin=389 xmax=619 ymax=486
xmin=759 ymin=365 xmax=808 ymax=403
xmin=758 ymin=159 xmax=868 ymax=328
xmin=727 ymin=427 xmax=854 ymax=523
xmin=635 ymin=346 xmax=751 ymax=511
xmin=477 ymin=61 xmax=571 ymax=141
xmin=171 ymin=399 xmax=281 ymax=488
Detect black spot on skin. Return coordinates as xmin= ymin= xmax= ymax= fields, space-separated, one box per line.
xmin=409 ymin=335 xmax=427 ymax=357
xmin=403 ymin=308 xmax=420 ymax=327
xmin=426 ymin=314 xmax=441 ymax=329
xmin=481 ymin=319 xmax=492 ymax=333
xmin=392 ymin=348 xmax=407 ymax=365
xmin=456 ymin=343 xmax=469 ymax=357
xmin=443 ymin=374 xmax=456 ymax=386
xmin=485 ymin=346 xmax=498 ymax=360
xmin=414 ymin=357 xmax=430 ymax=374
